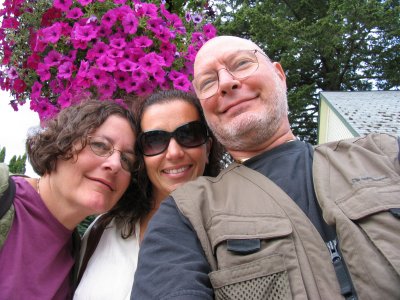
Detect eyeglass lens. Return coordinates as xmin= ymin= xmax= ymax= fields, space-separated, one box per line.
xmin=139 ymin=121 xmax=208 ymax=156
xmin=194 ymin=50 xmax=259 ymax=100
xmin=88 ymin=137 xmax=134 ymax=172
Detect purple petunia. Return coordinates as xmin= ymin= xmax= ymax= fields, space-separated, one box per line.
xmin=66 ymin=8 xmax=84 ymax=19
xmin=53 ymin=0 xmax=73 ymax=12
xmin=41 ymin=23 xmax=62 ymax=44
xmin=0 ymin=0 xmax=217 ymax=121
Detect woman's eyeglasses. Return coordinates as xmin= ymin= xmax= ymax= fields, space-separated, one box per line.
xmin=138 ymin=121 xmax=209 ymax=157
xmin=87 ymin=136 xmax=135 ymax=172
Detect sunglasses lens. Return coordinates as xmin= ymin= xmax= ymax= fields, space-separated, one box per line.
xmin=139 ymin=121 xmax=208 ymax=156
xmin=140 ymin=131 xmax=170 ymax=156
xmin=175 ymin=122 xmax=208 ymax=148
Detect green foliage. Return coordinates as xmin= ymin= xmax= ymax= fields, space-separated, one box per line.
xmin=8 ymin=153 xmax=27 ymax=174
xmin=0 ymin=147 xmax=5 ymax=163
xmin=212 ymin=0 xmax=400 ymax=143
xmin=77 ymin=215 xmax=97 ymax=237
xmin=0 ymin=146 xmax=26 ymax=174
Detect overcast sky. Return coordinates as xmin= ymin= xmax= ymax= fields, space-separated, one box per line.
xmin=0 ymin=90 xmax=40 ymax=177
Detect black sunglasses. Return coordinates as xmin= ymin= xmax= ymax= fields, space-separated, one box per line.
xmin=138 ymin=121 xmax=209 ymax=156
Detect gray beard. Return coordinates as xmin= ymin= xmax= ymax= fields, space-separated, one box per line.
xmin=209 ymin=79 xmax=288 ymax=151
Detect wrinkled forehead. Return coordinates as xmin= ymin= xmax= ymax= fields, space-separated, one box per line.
xmin=194 ymin=36 xmax=261 ymax=76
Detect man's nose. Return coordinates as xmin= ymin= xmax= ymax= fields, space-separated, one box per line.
xmin=217 ymin=68 xmax=240 ymax=95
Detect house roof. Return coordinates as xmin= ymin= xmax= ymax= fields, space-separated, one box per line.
xmin=320 ymin=91 xmax=400 ymax=136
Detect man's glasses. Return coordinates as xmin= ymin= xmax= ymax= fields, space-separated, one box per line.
xmin=193 ymin=49 xmax=266 ymax=100
xmin=87 ymin=136 xmax=135 ymax=172
xmin=138 ymin=121 xmax=209 ymax=157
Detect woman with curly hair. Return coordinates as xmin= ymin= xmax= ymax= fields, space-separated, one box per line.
xmin=0 ymin=100 xmax=138 ymax=299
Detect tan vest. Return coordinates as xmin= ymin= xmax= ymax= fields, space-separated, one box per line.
xmin=172 ymin=133 xmax=400 ymax=299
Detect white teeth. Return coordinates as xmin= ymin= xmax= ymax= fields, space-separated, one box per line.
xmin=164 ymin=166 xmax=188 ymax=174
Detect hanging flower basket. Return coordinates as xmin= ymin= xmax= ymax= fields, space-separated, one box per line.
xmin=0 ymin=0 xmax=216 ymax=121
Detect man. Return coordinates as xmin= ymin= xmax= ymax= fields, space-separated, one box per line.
xmin=131 ymin=36 xmax=400 ymax=299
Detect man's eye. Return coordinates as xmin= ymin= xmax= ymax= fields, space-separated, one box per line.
xmin=199 ymin=77 xmax=217 ymax=91
xmin=230 ymin=58 xmax=254 ymax=71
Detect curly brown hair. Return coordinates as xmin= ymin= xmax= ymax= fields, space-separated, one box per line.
xmin=26 ymin=100 xmax=150 ymax=237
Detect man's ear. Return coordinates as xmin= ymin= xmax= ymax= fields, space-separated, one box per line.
xmin=272 ymin=62 xmax=286 ymax=81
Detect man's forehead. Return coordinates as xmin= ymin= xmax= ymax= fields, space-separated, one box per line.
xmin=194 ymin=36 xmax=258 ymax=71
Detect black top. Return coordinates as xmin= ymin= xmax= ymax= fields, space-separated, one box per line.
xmin=245 ymin=140 xmax=335 ymax=241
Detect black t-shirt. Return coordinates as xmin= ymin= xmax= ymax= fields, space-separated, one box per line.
xmin=244 ymin=140 xmax=336 ymax=242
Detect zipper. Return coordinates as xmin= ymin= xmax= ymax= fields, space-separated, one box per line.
xmin=326 ymin=238 xmax=358 ymax=300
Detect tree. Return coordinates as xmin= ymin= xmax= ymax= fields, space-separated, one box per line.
xmin=0 ymin=147 xmax=5 ymax=163
xmin=211 ymin=0 xmax=400 ymax=143
xmin=8 ymin=153 xmax=27 ymax=174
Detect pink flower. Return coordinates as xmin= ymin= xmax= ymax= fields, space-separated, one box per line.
xmin=12 ymin=79 xmax=27 ymax=93
xmin=147 ymin=18 xmax=163 ymax=32
xmin=122 ymin=13 xmax=138 ymax=35
xmin=96 ymin=55 xmax=117 ymax=72
xmin=135 ymin=81 xmax=155 ymax=96
xmin=113 ymin=70 xmax=130 ymax=89
xmin=87 ymin=42 xmax=108 ymax=60
xmin=66 ymin=8 xmax=83 ymax=19
xmin=109 ymin=37 xmax=126 ymax=49
xmin=35 ymin=97 xmax=59 ymax=121
xmin=203 ymin=24 xmax=217 ymax=39
xmin=53 ymin=0 xmax=72 ymax=12
xmin=173 ymin=76 xmax=191 ymax=91
xmin=152 ymin=67 xmax=166 ymax=83
xmin=107 ymin=48 xmax=124 ymax=59
xmin=118 ymin=60 xmax=138 ymax=72
xmin=101 ymin=10 xmax=117 ymax=29
xmin=41 ymin=23 xmax=62 ymax=44
xmin=135 ymin=3 xmax=158 ymax=18
xmin=88 ymin=68 xmax=109 ymax=86
xmin=58 ymin=90 xmax=73 ymax=108
xmin=76 ymin=0 xmax=92 ymax=6
xmin=139 ymin=52 xmax=165 ymax=73
xmin=37 ymin=63 xmax=51 ymax=81
xmin=58 ymin=61 xmax=74 ymax=79
xmin=133 ymin=36 xmax=153 ymax=48
xmin=73 ymin=24 xmax=97 ymax=41
xmin=7 ymin=67 xmax=19 ymax=80
xmin=131 ymin=67 xmax=148 ymax=82
xmin=44 ymin=50 xmax=62 ymax=67
xmin=31 ymin=82 xmax=43 ymax=100
xmin=2 ymin=17 xmax=20 ymax=29
xmin=155 ymin=27 xmax=172 ymax=43
xmin=168 ymin=70 xmax=185 ymax=81
xmin=98 ymin=78 xmax=117 ymax=98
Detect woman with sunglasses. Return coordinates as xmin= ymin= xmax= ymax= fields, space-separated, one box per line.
xmin=74 ymin=90 xmax=225 ymax=300
xmin=0 ymin=100 xmax=137 ymax=299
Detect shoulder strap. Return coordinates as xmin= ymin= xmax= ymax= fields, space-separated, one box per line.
xmin=0 ymin=177 xmax=15 ymax=219
xmin=76 ymin=216 xmax=110 ymax=284
xmin=0 ymin=164 xmax=16 ymax=248
xmin=71 ymin=229 xmax=82 ymax=293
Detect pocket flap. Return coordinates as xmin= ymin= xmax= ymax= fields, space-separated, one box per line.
xmin=337 ymin=184 xmax=400 ymax=220
xmin=208 ymin=215 xmax=292 ymax=253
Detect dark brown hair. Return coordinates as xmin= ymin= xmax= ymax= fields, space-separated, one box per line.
xmin=133 ymin=89 xmax=225 ymax=203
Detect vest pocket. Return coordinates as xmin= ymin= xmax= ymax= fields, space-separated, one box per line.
xmin=209 ymin=255 xmax=292 ymax=300
xmin=336 ymin=182 xmax=400 ymax=276
xmin=207 ymin=217 xmax=296 ymax=299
